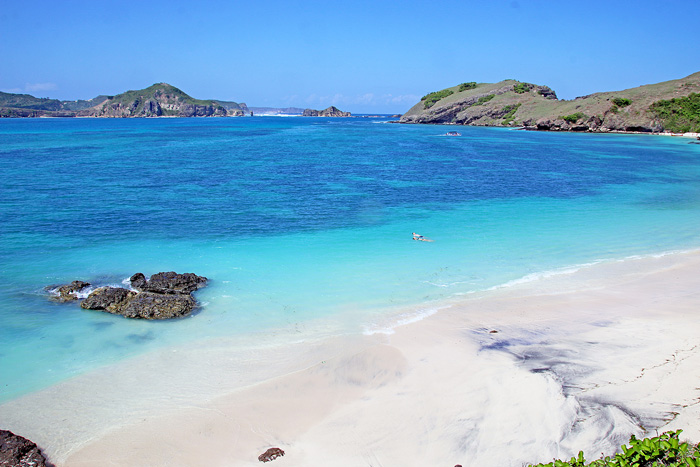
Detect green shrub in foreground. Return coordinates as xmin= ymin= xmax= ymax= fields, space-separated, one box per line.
xmin=649 ymin=92 xmax=700 ymax=133
xmin=528 ymin=430 xmax=700 ymax=467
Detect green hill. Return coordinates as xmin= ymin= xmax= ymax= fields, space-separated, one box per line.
xmin=0 ymin=83 xmax=247 ymax=118
xmin=400 ymin=72 xmax=700 ymax=133
xmin=0 ymin=91 xmax=64 ymax=111
xmin=87 ymin=83 xmax=231 ymax=117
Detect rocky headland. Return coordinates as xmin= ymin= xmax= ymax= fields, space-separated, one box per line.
xmin=302 ymin=106 xmax=352 ymax=117
xmin=79 ymin=83 xmax=234 ymax=117
xmin=400 ymin=72 xmax=700 ymax=134
xmin=49 ymin=271 xmax=208 ymax=319
xmin=0 ymin=84 xmax=246 ymax=118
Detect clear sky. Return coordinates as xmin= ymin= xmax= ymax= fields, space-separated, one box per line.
xmin=2 ymin=0 xmax=699 ymax=114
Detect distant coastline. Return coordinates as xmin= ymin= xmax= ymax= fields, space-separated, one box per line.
xmin=0 ymin=84 xmax=351 ymax=119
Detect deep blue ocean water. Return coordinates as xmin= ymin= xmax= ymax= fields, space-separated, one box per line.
xmin=1 ymin=116 xmax=699 ymax=402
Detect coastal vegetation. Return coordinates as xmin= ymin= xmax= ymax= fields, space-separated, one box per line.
xmin=475 ymin=94 xmax=495 ymax=105
xmin=612 ymin=97 xmax=632 ymax=107
xmin=561 ymin=112 xmax=586 ymax=123
xmin=421 ymin=89 xmax=455 ymax=109
xmin=514 ymin=82 xmax=532 ymax=94
xmin=649 ymin=93 xmax=700 ymax=133
xmin=459 ymin=82 xmax=478 ymax=92
xmin=529 ymin=431 xmax=700 ymax=467
xmin=501 ymin=103 xmax=521 ymax=123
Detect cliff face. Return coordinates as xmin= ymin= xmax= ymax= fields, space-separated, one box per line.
xmin=400 ymin=73 xmax=700 ymax=133
xmin=302 ymin=106 xmax=351 ymax=117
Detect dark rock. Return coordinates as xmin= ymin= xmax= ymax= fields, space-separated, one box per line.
xmin=80 ymin=287 xmax=135 ymax=314
xmin=131 ymin=271 xmax=208 ymax=295
xmin=120 ymin=292 xmax=196 ymax=319
xmin=129 ymin=272 xmax=147 ymax=290
xmin=51 ymin=281 xmax=91 ymax=302
xmin=51 ymin=271 xmax=207 ymax=320
xmin=258 ymin=447 xmax=285 ymax=462
xmin=536 ymin=86 xmax=557 ymax=99
xmin=0 ymin=430 xmax=52 ymax=467
xmin=302 ymin=106 xmax=351 ymax=117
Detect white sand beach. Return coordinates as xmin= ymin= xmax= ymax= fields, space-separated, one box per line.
xmin=2 ymin=251 xmax=700 ymax=467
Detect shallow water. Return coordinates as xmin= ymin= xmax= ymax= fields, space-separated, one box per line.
xmin=1 ymin=117 xmax=700 ymax=402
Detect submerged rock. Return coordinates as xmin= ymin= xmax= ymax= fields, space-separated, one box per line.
xmin=0 ymin=430 xmax=52 ymax=467
xmin=258 ymin=447 xmax=285 ymax=462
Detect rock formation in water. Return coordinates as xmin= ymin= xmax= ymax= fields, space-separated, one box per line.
xmin=52 ymin=271 xmax=208 ymax=319
xmin=0 ymin=430 xmax=53 ymax=467
xmin=49 ymin=280 xmax=91 ymax=302
xmin=302 ymin=106 xmax=351 ymax=117
xmin=400 ymin=72 xmax=700 ymax=134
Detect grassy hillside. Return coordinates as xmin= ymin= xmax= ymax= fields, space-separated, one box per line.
xmin=400 ymin=72 xmax=700 ymax=133
xmin=0 ymin=92 xmax=108 ymax=112
xmin=0 ymin=91 xmax=64 ymax=111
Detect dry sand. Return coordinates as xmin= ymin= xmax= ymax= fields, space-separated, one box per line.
xmin=2 ymin=251 xmax=699 ymax=466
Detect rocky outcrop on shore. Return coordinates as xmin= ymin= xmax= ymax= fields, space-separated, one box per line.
xmin=302 ymin=106 xmax=351 ymax=117
xmin=400 ymin=72 xmax=700 ymax=134
xmin=50 ymin=271 xmax=208 ymax=319
xmin=0 ymin=430 xmax=53 ymax=467
xmin=258 ymin=447 xmax=285 ymax=462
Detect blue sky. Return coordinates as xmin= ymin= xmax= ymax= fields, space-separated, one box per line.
xmin=1 ymin=0 xmax=699 ymax=114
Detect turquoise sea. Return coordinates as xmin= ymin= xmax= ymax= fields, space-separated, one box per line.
xmin=1 ymin=116 xmax=700 ymax=402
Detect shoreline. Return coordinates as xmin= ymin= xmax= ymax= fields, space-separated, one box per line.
xmin=395 ymin=121 xmax=700 ymax=139
xmin=2 ymin=250 xmax=699 ymax=466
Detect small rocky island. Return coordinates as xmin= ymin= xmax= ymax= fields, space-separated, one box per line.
xmin=49 ymin=271 xmax=208 ymax=319
xmin=302 ymin=106 xmax=351 ymax=117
